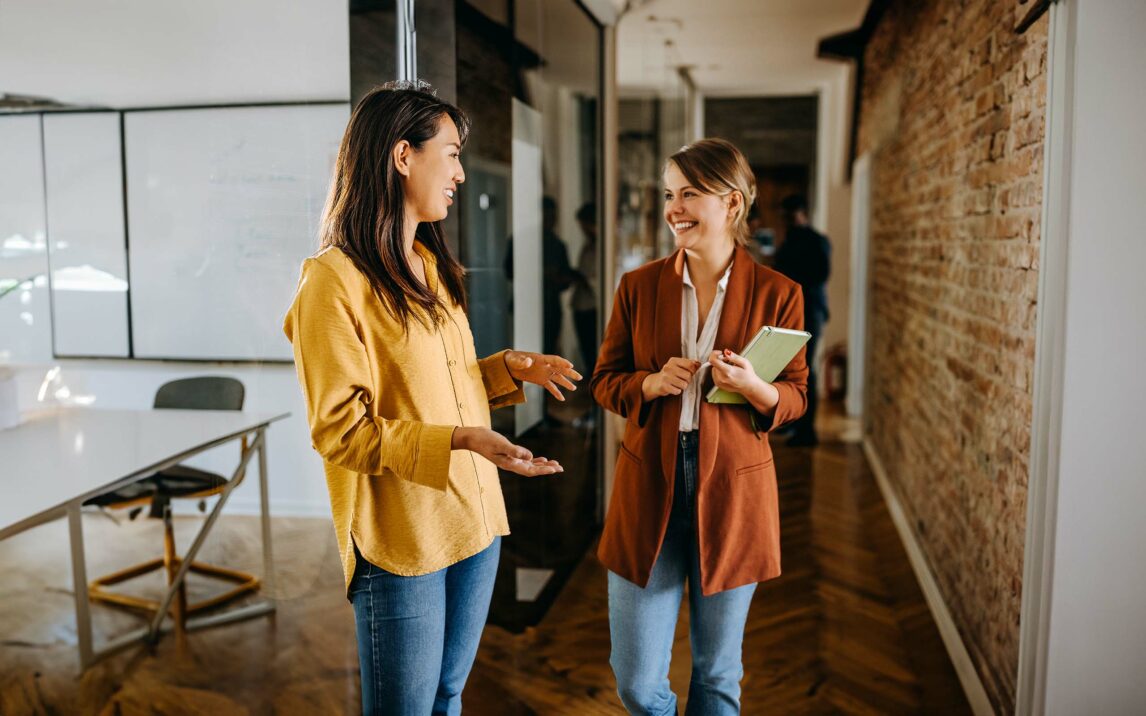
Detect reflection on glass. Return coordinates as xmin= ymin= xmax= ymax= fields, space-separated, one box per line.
xmin=615 ymin=10 xmax=690 ymax=273
xmin=514 ymin=0 xmax=601 ymax=376
xmin=35 ymin=365 xmax=95 ymax=406
xmin=617 ymin=89 xmax=688 ymax=275
xmin=2 ymin=233 xmax=47 ymax=254
xmin=50 ymin=265 xmax=129 ymax=293
xmin=349 ymin=0 xmax=398 ymax=104
xmin=448 ymin=0 xmax=604 ymax=632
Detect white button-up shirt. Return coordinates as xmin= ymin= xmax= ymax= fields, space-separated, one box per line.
xmin=679 ymin=260 xmax=733 ymax=432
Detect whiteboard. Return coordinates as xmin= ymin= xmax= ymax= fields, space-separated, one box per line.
xmin=42 ymin=112 xmax=130 ymax=358
xmin=124 ymin=103 xmax=349 ymax=361
xmin=0 ymin=114 xmax=52 ymax=364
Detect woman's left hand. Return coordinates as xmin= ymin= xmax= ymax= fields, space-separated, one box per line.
xmin=505 ymin=351 xmax=582 ymax=401
xmin=708 ymin=350 xmax=763 ymax=395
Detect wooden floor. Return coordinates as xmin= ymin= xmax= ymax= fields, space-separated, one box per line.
xmin=0 ymin=409 xmax=971 ymax=715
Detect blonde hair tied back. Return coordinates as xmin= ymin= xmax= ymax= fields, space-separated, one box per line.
xmin=666 ymin=138 xmax=757 ymax=246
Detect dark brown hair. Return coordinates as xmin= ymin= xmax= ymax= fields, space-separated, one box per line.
xmin=319 ymin=81 xmax=470 ymax=330
xmin=666 ymin=138 xmax=757 ymax=246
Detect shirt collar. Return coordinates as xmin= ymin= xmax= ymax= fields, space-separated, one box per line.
xmin=412 ymin=240 xmax=435 ymax=265
xmin=411 ymin=240 xmax=439 ymax=294
xmin=682 ymin=256 xmax=734 ymax=291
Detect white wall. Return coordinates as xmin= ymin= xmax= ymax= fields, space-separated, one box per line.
xmin=815 ymin=65 xmax=854 ymax=381
xmin=1039 ymin=0 xmax=1146 ymax=712
xmin=1 ymin=0 xmax=349 ymax=517
xmin=0 ymin=0 xmax=349 ymax=106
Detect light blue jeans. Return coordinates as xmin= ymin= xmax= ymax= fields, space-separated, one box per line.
xmin=349 ymin=538 xmax=500 ymax=716
xmin=609 ymin=431 xmax=757 ymax=715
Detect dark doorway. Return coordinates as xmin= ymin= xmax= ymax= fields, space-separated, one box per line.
xmin=754 ymin=163 xmax=811 ymax=252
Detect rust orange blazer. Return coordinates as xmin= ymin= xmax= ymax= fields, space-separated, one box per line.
xmin=591 ymin=246 xmax=809 ymax=596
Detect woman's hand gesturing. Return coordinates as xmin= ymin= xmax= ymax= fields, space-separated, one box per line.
xmin=504 ymin=351 xmax=582 ymax=401
xmin=452 ymin=427 xmax=562 ymax=477
xmin=641 ymin=357 xmax=702 ymax=401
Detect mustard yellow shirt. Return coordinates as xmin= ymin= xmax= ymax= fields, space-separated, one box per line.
xmin=283 ymin=243 xmax=523 ymax=591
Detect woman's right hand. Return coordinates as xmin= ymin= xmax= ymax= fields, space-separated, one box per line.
xmin=641 ymin=357 xmax=702 ymax=401
xmin=452 ymin=426 xmax=563 ymax=477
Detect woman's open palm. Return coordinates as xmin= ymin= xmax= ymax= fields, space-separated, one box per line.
xmin=460 ymin=427 xmax=563 ymax=477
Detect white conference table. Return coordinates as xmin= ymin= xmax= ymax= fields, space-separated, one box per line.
xmin=0 ymin=407 xmax=289 ymax=669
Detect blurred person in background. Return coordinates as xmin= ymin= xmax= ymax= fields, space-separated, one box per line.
xmin=572 ymin=201 xmax=600 ymax=374
xmin=774 ymin=194 xmax=830 ymax=447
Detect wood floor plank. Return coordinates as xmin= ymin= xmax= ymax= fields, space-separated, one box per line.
xmin=0 ymin=409 xmax=971 ymax=714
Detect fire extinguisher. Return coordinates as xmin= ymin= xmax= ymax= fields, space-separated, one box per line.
xmin=824 ymin=344 xmax=847 ymax=401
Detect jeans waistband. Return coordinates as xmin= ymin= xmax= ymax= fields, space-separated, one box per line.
xmin=678 ymin=431 xmax=697 ymax=448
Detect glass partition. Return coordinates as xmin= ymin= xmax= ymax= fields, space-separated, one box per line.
xmin=444 ymin=0 xmax=605 ymax=631
xmin=0 ymin=0 xmax=605 ymax=709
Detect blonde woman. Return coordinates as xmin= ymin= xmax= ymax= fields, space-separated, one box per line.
xmin=592 ymin=139 xmax=809 ymax=714
xmin=285 ymin=83 xmax=580 ymax=715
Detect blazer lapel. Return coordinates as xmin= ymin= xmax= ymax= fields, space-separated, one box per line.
xmin=652 ymin=250 xmax=685 ymax=484
xmin=652 ymin=249 xmax=685 ymax=369
xmin=699 ymin=247 xmax=758 ymax=478
xmin=712 ymin=246 xmax=755 ymax=357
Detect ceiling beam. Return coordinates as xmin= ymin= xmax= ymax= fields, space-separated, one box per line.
xmin=816 ymin=0 xmax=891 ymax=179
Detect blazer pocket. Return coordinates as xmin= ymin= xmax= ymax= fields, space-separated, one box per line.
xmin=619 ymin=442 xmax=643 ymax=467
xmin=735 ymin=458 xmax=774 ymax=477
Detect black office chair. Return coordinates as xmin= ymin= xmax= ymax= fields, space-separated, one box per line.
xmin=84 ymin=377 xmax=259 ymax=629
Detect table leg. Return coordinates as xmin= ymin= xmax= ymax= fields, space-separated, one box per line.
xmin=66 ymin=503 xmax=94 ymax=670
xmin=146 ymin=430 xmax=263 ymax=641
xmin=257 ymin=427 xmax=275 ymax=595
xmin=161 ymin=503 xmax=187 ymax=644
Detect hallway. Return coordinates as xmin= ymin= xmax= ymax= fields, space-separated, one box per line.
xmin=0 ymin=408 xmax=971 ymax=714
xmin=467 ymin=412 xmax=972 ymax=714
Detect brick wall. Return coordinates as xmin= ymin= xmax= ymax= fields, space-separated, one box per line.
xmin=857 ymin=1 xmax=1047 ymax=712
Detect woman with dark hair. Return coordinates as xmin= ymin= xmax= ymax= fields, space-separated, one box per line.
xmin=284 ymin=82 xmax=580 ymax=714
xmin=592 ymin=138 xmax=809 ymax=714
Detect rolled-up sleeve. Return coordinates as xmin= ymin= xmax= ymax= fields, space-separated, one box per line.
xmin=478 ymin=350 xmax=526 ymax=410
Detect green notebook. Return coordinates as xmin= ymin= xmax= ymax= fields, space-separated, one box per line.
xmin=705 ymin=325 xmax=811 ymax=404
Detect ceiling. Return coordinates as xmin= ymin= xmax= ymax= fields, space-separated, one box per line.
xmin=616 ymin=0 xmax=868 ymax=96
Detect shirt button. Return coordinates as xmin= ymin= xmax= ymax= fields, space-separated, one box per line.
xmin=448 ymin=359 xmax=456 ymax=366
xmin=458 ymin=402 xmax=464 ymax=411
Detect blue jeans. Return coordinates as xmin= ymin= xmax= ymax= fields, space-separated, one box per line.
xmin=349 ymin=538 xmax=500 ymax=716
xmin=609 ymin=432 xmax=757 ymax=715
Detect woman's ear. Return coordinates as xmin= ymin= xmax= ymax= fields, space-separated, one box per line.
xmin=392 ymin=140 xmax=413 ymax=178
xmin=727 ymin=190 xmax=743 ymax=218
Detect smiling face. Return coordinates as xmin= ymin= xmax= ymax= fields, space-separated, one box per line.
xmin=663 ymin=161 xmax=737 ymax=252
xmin=399 ymin=114 xmax=466 ymax=224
